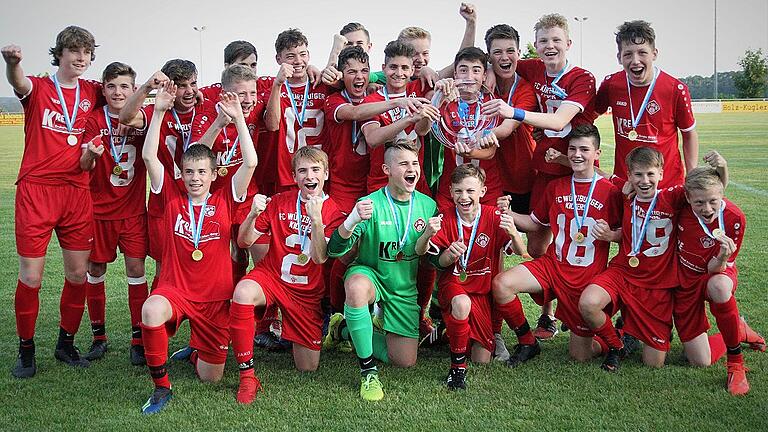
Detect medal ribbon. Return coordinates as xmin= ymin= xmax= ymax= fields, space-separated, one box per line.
xmin=570 ymin=174 xmax=598 ymax=234
xmin=286 ymin=80 xmax=310 ymax=126
xmin=456 ymin=205 xmax=482 ymax=272
xmin=626 ymin=66 xmax=660 ymax=130
xmin=694 ymin=200 xmax=726 ymax=239
xmin=295 ymin=192 xmax=312 ymax=253
xmin=630 ymin=190 xmax=659 ymax=256
xmin=384 ymin=186 xmax=414 ymax=253
xmin=548 ymin=60 xmax=569 ymax=99
xmin=188 ymin=194 xmax=210 ymax=252
xmin=52 ymin=73 xmax=80 ymax=133
xmin=171 ymin=107 xmax=194 ymax=151
xmin=220 ymin=125 xmax=240 ymax=166
xmin=502 ymin=73 xmax=520 ymax=106
xmin=341 ymin=90 xmax=360 ymax=144
xmin=103 ymin=105 xmax=127 ymax=165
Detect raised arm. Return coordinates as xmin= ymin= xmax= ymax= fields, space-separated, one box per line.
xmin=218 ymin=92 xmax=257 ymax=198
xmin=120 ymin=71 xmax=168 ymax=128
xmin=305 ymin=195 xmax=330 ymax=264
xmin=2 ymin=45 xmax=31 ymax=95
xmin=238 ymin=194 xmax=269 ymax=248
xmin=264 ymin=64 xmax=293 ymax=131
xmin=142 ymin=81 xmax=177 ymax=190
xmin=337 ymin=97 xmax=430 ymax=122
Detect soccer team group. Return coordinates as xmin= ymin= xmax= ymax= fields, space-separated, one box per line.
xmin=3 ymin=3 xmax=765 ymax=414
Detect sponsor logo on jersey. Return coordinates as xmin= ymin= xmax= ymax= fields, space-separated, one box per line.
xmin=378 ymin=241 xmax=400 ymax=260
xmin=413 ymin=218 xmax=426 ymax=232
xmin=476 ymin=233 xmax=490 ymax=248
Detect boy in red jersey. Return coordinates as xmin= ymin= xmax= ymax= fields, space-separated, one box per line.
xmin=482 ymin=13 xmax=598 ymax=340
xmin=264 ymin=28 xmax=334 ymax=192
xmin=230 ymin=146 xmax=344 ymax=404
xmin=429 ymin=164 xmax=525 ymax=390
xmin=120 ymin=60 xmax=199 ymax=289
xmin=4 ymin=26 xmax=104 ymax=378
xmin=579 ymin=147 xmax=725 ymax=372
xmin=675 ymin=165 xmax=764 ymax=395
xmin=79 ymin=62 xmax=148 ymax=365
xmin=360 ymin=40 xmax=439 ymax=194
xmin=493 ymin=125 xmax=622 ymax=367
xmin=595 ymin=21 xmax=698 ymax=188
xmin=199 ymin=40 xmax=259 ymax=101
xmin=138 ymin=83 xmax=256 ymax=414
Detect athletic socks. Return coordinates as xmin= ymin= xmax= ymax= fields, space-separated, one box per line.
xmin=329 ymin=259 xmax=349 ymax=312
xmin=592 ymin=314 xmax=623 ymax=350
xmin=416 ymin=264 xmax=435 ymax=317
xmin=127 ymin=277 xmax=149 ymax=346
xmin=496 ymin=296 xmax=536 ymax=345
xmin=443 ymin=313 xmax=470 ymax=360
xmin=142 ymin=323 xmax=171 ymax=388
xmin=86 ymin=273 xmax=107 ymax=341
xmin=60 ymin=279 xmax=86 ymax=336
xmin=358 ymin=355 xmax=377 ymax=376
xmin=709 ymin=333 xmax=727 ymax=364
xmin=15 ymin=280 xmax=40 ymax=340
xmin=710 ymin=296 xmax=741 ymax=348
xmin=230 ymin=302 xmax=256 ymax=378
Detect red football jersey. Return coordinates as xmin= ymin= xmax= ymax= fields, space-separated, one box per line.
xmin=429 ymin=205 xmax=510 ymax=295
xmin=493 ymin=75 xmax=538 ymax=194
xmin=143 ymin=104 xmax=195 ymax=218
xmin=189 ymin=99 xmax=262 ymax=196
xmin=361 ymin=81 xmax=429 ymax=192
xmin=323 ymin=92 xmax=370 ymax=208
xmin=676 ymin=198 xmax=745 ymax=285
xmin=82 ymin=108 xmax=147 ymax=219
xmin=154 ymin=170 xmax=242 ymax=302
xmin=516 ymin=59 xmax=598 ymax=176
xmin=253 ymin=191 xmax=344 ymax=300
xmin=270 ymin=79 xmax=333 ymax=187
xmin=531 ymin=175 xmax=623 ymax=288
xmin=608 ymin=186 xmax=686 ymax=289
xmin=595 ymin=69 xmax=696 ymax=188
xmin=17 ymin=75 xmax=103 ymax=188
xmin=435 ymin=93 xmax=503 ymax=206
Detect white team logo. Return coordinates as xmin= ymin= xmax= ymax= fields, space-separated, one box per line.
xmin=476 ymin=233 xmax=490 ymax=248
xmin=646 ymin=100 xmax=660 ymax=115
xmin=700 ymin=236 xmax=716 ymax=249
xmin=204 ymin=205 xmax=216 ymax=217
xmin=79 ymin=99 xmax=91 ymax=112
xmin=413 ymin=218 xmax=426 ymax=233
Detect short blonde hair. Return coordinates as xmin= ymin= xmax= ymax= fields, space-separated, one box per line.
xmin=398 ymin=26 xmax=431 ymax=42
xmin=626 ymin=146 xmax=664 ymax=172
xmin=534 ymin=13 xmax=570 ymax=38
xmin=685 ymin=167 xmax=724 ymax=192
xmin=292 ymin=146 xmax=328 ymax=172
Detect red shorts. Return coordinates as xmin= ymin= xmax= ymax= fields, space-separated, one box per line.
xmin=243 ymin=268 xmax=323 ymax=350
xmin=522 ymin=255 xmax=606 ymax=337
xmin=592 ymin=267 xmax=673 ymax=351
xmin=90 ymin=214 xmax=148 ymax=263
xmin=147 ymin=215 xmax=165 ymax=262
xmin=529 ymin=172 xmax=564 ymax=215
xmin=438 ymin=283 xmax=494 ymax=352
xmin=152 ymin=284 xmax=230 ymax=364
xmin=674 ymin=267 xmax=739 ymax=342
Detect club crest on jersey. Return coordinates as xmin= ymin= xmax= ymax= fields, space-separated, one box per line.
xmin=700 ymin=236 xmax=716 ymax=249
xmin=413 ymin=218 xmax=426 ymax=233
xmin=476 ymin=233 xmax=490 ymax=248
xmin=646 ymin=100 xmax=660 ymax=115
xmin=204 ymin=205 xmax=216 ymax=217
xmin=79 ymin=99 xmax=92 ymax=112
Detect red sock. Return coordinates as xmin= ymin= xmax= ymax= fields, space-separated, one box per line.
xmin=491 ymin=303 xmax=503 ymax=334
xmin=709 ymin=333 xmax=727 ymax=364
xmin=329 ymin=259 xmax=349 ymax=312
xmin=496 ymin=297 xmax=535 ymax=345
xmin=142 ymin=323 xmax=171 ymax=388
xmin=727 ymin=352 xmax=744 ymax=365
xmin=592 ymin=314 xmax=623 ymax=350
xmin=231 ymin=302 xmax=256 ymax=378
xmin=443 ymin=312 xmax=470 ymax=360
xmin=256 ymin=303 xmax=279 ymax=334
xmin=416 ymin=264 xmax=435 ymax=317
xmin=710 ymin=296 xmax=740 ymax=348
xmin=60 ymin=279 xmax=86 ymax=335
xmin=15 ymin=280 xmax=40 ymax=340
xmin=86 ymin=275 xmax=106 ymax=327
xmin=128 ymin=278 xmax=149 ymax=344
xmin=594 ymin=335 xmax=609 ymax=355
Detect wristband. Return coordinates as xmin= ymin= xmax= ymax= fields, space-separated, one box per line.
xmin=343 ymin=206 xmax=363 ymax=231
xmin=512 ymin=108 xmax=526 ymax=122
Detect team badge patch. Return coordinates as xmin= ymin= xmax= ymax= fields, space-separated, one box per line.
xmin=413 ymin=218 xmax=426 ymax=232
xmin=80 ymin=99 xmax=92 ymax=112
xmin=700 ymin=236 xmax=716 ymax=249
xmin=476 ymin=233 xmax=490 ymax=248
xmin=647 ymin=100 xmax=660 ymax=115
xmin=204 ymin=205 xmax=216 ymax=217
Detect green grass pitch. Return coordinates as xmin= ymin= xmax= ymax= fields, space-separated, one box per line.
xmin=0 ymin=113 xmax=765 ymax=430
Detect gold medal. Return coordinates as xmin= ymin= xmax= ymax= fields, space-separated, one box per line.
xmin=217 ymin=167 xmax=228 ymax=177
xmin=628 ymin=256 xmax=640 ymax=268
xmin=67 ymin=134 xmax=78 ymax=146
xmin=574 ymin=232 xmax=585 ymax=243
xmin=396 ymin=251 xmax=404 ymax=261
xmin=112 ymin=165 xmax=123 ymax=175
xmin=297 ymin=253 xmax=309 ymax=264
xmin=191 ymin=249 xmax=204 ymax=261
xmin=711 ymin=228 xmax=724 ymax=238
xmin=628 ymin=130 xmax=638 ymax=141
xmin=459 ymin=271 xmax=467 ymax=282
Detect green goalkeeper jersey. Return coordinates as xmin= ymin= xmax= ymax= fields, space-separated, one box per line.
xmin=329 ymin=186 xmax=437 ymax=296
